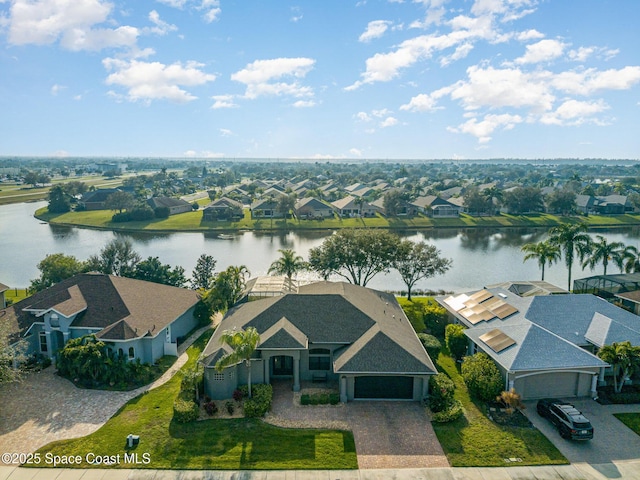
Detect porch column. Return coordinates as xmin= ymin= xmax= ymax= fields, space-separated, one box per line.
xmin=292 ymin=351 xmax=300 ymax=392
xmin=263 ymin=355 xmax=270 ymax=384
xmin=598 ymin=366 xmax=606 ymax=386
xmin=62 ymin=331 xmax=70 ymax=345
xmin=45 ymin=331 xmax=53 ymax=359
xmin=422 ymin=376 xmax=429 ymax=398
xmin=591 ymin=374 xmax=598 ymax=398
xmin=340 ymin=376 xmax=348 ymax=403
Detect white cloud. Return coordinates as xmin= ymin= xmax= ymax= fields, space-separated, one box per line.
xmin=292 ymin=100 xmax=316 ymax=108
xmin=448 ymin=113 xmax=522 ymax=143
xmin=380 ymin=116 xmax=398 ymax=127
xmin=219 ymin=128 xmax=233 ymax=136
xmin=156 ymin=0 xmax=220 ymax=22
xmin=372 ymin=108 xmax=392 ymax=117
xmin=157 ymin=0 xmax=188 ymax=7
xmin=516 ymin=29 xmax=544 ymax=41
xmin=146 ymin=10 xmax=177 ymax=36
xmin=231 ymin=57 xmax=315 ymax=100
xmin=568 ymin=46 xmax=594 ymax=62
xmin=6 ymin=0 xmax=139 ymax=51
xmin=540 ymin=99 xmax=609 ymax=125
xmin=103 ymin=58 xmax=216 ymax=103
xmin=184 ymin=149 xmax=224 ymax=157
xmin=515 ymin=39 xmax=566 ymax=64
xmin=355 ymin=112 xmax=372 ymax=122
xmin=552 ymin=66 xmax=640 ymax=95
xmin=440 ymin=42 xmax=473 ymax=66
xmin=51 ymin=84 xmax=65 ymax=95
xmin=211 ymin=94 xmax=237 ymax=109
xmin=400 ymin=93 xmax=440 ymax=112
xmin=349 ymin=148 xmax=363 ymax=156
xmin=359 ymin=20 xmax=392 ymax=43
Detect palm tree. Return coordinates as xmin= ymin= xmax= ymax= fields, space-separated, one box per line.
xmin=622 ymin=245 xmax=640 ymax=273
xmin=215 ymin=326 xmax=260 ymax=398
xmin=521 ymin=240 xmax=561 ymax=281
xmin=547 ymin=223 xmax=591 ymax=291
xmin=268 ymin=249 xmax=307 ymax=284
xmin=581 ymin=235 xmax=625 ymax=275
xmin=597 ymin=341 xmax=640 ymax=393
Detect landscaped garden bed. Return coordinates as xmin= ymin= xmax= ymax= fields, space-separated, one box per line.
xmin=597 ymin=385 xmax=640 ymax=404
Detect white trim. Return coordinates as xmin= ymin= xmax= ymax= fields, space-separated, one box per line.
xmin=512 ymin=369 xmax=601 ymax=380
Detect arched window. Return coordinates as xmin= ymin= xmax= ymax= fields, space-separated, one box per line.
xmin=128 ymin=347 xmax=135 ymax=359
xmin=118 ymin=348 xmax=124 ymax=358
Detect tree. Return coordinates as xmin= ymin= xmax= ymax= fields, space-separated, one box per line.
xmin=597 ymin=341 xmax=640 ymax=393
xmin=63 ymin=180 xmax=88 ymax=196
xmin=445 ymin=324 xmax=467 ymax=360
xmin=268 ymin=249 xmax=307 ymax=283
xmin=85 ymin=238 xmax=141 ymax=277
xmin=23 ymin=171 xmax=39 ymax=187
xmin=30 ymin=253 xmax=86 ymax=292
xmin=131 ymin=256 xmax=187 ymax=287
xmin=545 ymin=188 xmax=576 ymax=215
xmin=394 ymin=241 xmax=452 ymax=301
xmin=47 ymin=184 xmax=71 ymax=213
xmin=463 ymin=186 xmax=493 ymax=216
xmin=276 ymin=194 xmax=296 ymax=223
xmin=308 ymin=229 xmax=401 ymax=286
xmin=105 ymin=191 xmax=135 ymax=213
xmin=191 ymin=254 xmax=217 ymax=290
xmin=204 ymin=265 xmax=250 ymax=312
xmin=521 ymin=240 xmax=561 ymax=281
xmin=502 ymin=186 xmax=544 ymax=214
xmin=0 ymin=321 xmax=27 ymax=385
xmin=622 ymin=245 xmax=640 ymax=273
xmin=382 ymin=190 xmax=404 ymax=216
xmin=581 ymin=235 xmax=625 ymax=275
xmin=548 ymin=222 xmax=591 ymax=290
xmin=215 ymin=327 xmax=260 ymax=398
xmin=461 ymin=352 xmax=504 ymax=402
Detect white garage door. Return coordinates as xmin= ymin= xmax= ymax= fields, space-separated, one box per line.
xmin=516 ymin=372 xmax=588 ymax=399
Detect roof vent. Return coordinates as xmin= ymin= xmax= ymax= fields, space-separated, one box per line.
xmin=498 ymin=293 xmax=508 ymax=299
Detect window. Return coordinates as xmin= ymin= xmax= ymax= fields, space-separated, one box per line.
xmin=309 ymin=348 xmax=331 ymax=371
xmin=118 ymin=348 xmax=124 ymax=358
xmin=39 ymin=332 xmax=48 ymax=353
xmin=214 ymin=373 xmax=225 ymax=381
xmin=128 ymin=347 xmax=135 ymax=359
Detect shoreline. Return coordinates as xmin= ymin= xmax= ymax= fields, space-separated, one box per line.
xmin=33 ymin=207 xmax=640 ymax=235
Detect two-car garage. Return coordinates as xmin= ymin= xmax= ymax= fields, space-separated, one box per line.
xmin=512 ymin=371 xmax=597 ymax=400
xmin=353 ymin=376 xmax=416 ymax=400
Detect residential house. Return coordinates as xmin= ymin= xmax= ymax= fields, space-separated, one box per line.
xmin=0 ymin=282 xmax=8 ymax=309
xmin=576 ymin=194 xmax=634 ymax=215
xmin=294 ymin=197 xmax=334 ymax=219
xmin=411 ymin=195 xmax=461 ymax=217
xmin=79 ymin=188 xmax=120 ymax=210
xmin=331 ymin=196 xmax=379 ymax=217
xmin=371 ymin=197 xmax=416 ymax=217
xmin=251 ymin=198 xmax=284 ymax=218
xmin=437 ymin=287 xmax=640 ymax=399
xmin=1 ymin=273 xmax=200 ymax=363
xmin=201 ymin=282 xmax=436 ymax=402
xmin=203 ymin=197 xmax=244 ymax=221
xmin=147 ymin=196 xmax=193 ymax=215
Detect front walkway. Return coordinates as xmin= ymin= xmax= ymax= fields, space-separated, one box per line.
xmin=265 ymin=379 xmax=449 ymax=469
xmin=0 ymin=325 xmax=210 ymax=455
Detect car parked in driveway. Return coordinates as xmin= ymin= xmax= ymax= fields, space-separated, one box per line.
xmin=536 ymin=398 xmax=594 ymax=440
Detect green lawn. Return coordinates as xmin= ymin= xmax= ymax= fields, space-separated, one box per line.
xmin=4 ymin=287 xmax=29 ymax=303
xmin=35 ymin=204 xmax=640 ymax=233
xmin=614 ymin=413 xmax=640 ymax=436
xmin=35 ymin=330 xmax=357 ymax=470
xmin=432 ymin=353 xmax=568 ymax=467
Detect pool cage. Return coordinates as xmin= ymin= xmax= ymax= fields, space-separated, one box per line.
xmin=573 ymin=273 xmax=640 ymax=300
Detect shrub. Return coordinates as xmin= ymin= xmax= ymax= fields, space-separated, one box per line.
xmin=204 ymin=400 xmax=218 ymax=416
xmin=173 ymin=398 xmax=199 ymax=423
xmin=243 ymin=383 xmax=273 ymax=418
xmin=428 ymin=373 xmax=455 ymax=413
xmin=403 ymin=302 xmax=426 ymax=333
xmin=154 ymin=206 xmax=170 ymax=218
xmin=225 ymin=401 xmax=235 ymax=415
xmin=130 ymin=205 xmax=155 ymax=221
xmin=431 ymin=400 xmax=464 ymax=423
xmin=418 ymin=333 xmax=442 ymax=360
xmin=461 ymin=352 xmax=504 ymax=402
xmin=423 ymin=299 xmax=449 ymax=338
xmin=607 ymin=391 xmax=640 ymax=404
xmin=496 ymin=388 xmax=525 ymax=414
xmin=111 ymin=212 xmax=131 ymax=222
xmin=445 ymin=324 xmax=468 ymax=360
xmin=232 ymin=389 xmax=244 ymax=402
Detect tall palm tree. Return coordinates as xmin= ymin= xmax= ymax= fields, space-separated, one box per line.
xmin=268 ymin=249 xmax=307 ymax=283
xmin=597 ymin=341 xmax=640 ymax=393
xmin=521 ymin=240 xmax=561 ymax=281
xmin=581 ymin=235 xmax=625 ymax=275
xmin=547 ymin=222 xmax=591 ymax=291
xmin=622 ymin=245 xmax=640 ymax=273
xmin=215 ymin=326 xmax=260 ymax=398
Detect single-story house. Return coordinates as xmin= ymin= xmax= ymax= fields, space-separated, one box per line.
xmin=79 ymin=188 xmax=120 ymax=210
xmin=0 ymin=273 xmax=200 ymax=364
xmin=576 ymin=194 xmax=634 ymax=215
xmin=331 ymin=196 xmax=379 ymax=217
xmin=147 ymin=196 xmax=193 ymax=215
xmin=437 ymin=287 xmax=640 ymax=399
xmin=203 ymin=197 xmax=244 ymax=221
xmin=371 ymin=197 xmax=417 ymax=217
xmin=201 ymin=282 xmax=436 ymax=402
xmin=294 ymin=197 xmax=334 ymax=219
xmin=250 ymin=198 xmax=284 ymax=218
xmin=411 ymin=195 xmax=461 ymax=217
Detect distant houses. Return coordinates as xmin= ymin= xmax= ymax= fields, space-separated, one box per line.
xmin=79 ymin=188 xmax=120 ymax=210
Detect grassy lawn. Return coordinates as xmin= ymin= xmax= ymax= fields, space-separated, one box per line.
xmin=432 ymin=353 xmax=568 ymax=467
xmin=4 ymin=287 xmax=29 ymax=303
xmin=614 ymin=413 xmax=640 ymax=436
xmin=35 ymin=330 xmax=357 ymax=470
xmin=35 ymin=204 xmax=640 ymax=233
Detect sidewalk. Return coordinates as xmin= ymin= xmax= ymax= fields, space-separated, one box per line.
xmin=2 ymin=460 xmax=640 ymax=480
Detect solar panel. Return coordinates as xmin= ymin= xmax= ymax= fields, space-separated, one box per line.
xmin=468 ymin=289 xmax=493 ymax=303
xmin=479 ymin=329 xmax=516 ymax=353
xmin=443 ymin=294 xmax=469 ymax=312
xmin=482 ymin=297 xmax=504 ymax=310
xmin=492 ymin=303 xmax=518 ymax=319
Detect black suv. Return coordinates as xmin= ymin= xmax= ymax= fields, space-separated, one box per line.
xmin=536 ymin=398 xmax=594 ymax=440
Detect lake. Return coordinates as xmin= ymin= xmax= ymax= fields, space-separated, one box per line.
xmin=3 ymin=201 xmax=640 ymax=293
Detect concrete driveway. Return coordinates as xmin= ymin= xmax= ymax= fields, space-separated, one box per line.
xmin=524 ymin=398 xmax=640 ymax=477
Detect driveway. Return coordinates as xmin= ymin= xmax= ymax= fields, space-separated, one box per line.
xmin=524 ymin=398 xmax=640 ymax=476
xmin=266 ymin=380 xmax=448 ymax=469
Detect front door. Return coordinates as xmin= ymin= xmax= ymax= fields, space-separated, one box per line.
xmin=271 ymin=355 xmax=293 ymax=376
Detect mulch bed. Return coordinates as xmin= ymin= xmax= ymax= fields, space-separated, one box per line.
xmin=487 ymin=404 xmax=533 ymax=427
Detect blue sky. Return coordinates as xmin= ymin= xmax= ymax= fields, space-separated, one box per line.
xmin=1 ymin=0 xmax=639 ymax=159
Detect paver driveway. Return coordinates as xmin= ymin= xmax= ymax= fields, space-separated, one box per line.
xmin=266 ymin=380 xmax=448 ymax=469
xmin=524 ymin=398 xmax=640 ymax=474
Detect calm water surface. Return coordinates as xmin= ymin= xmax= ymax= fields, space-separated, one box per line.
xmin=3 ymin=201 xmax=640 ymax=292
